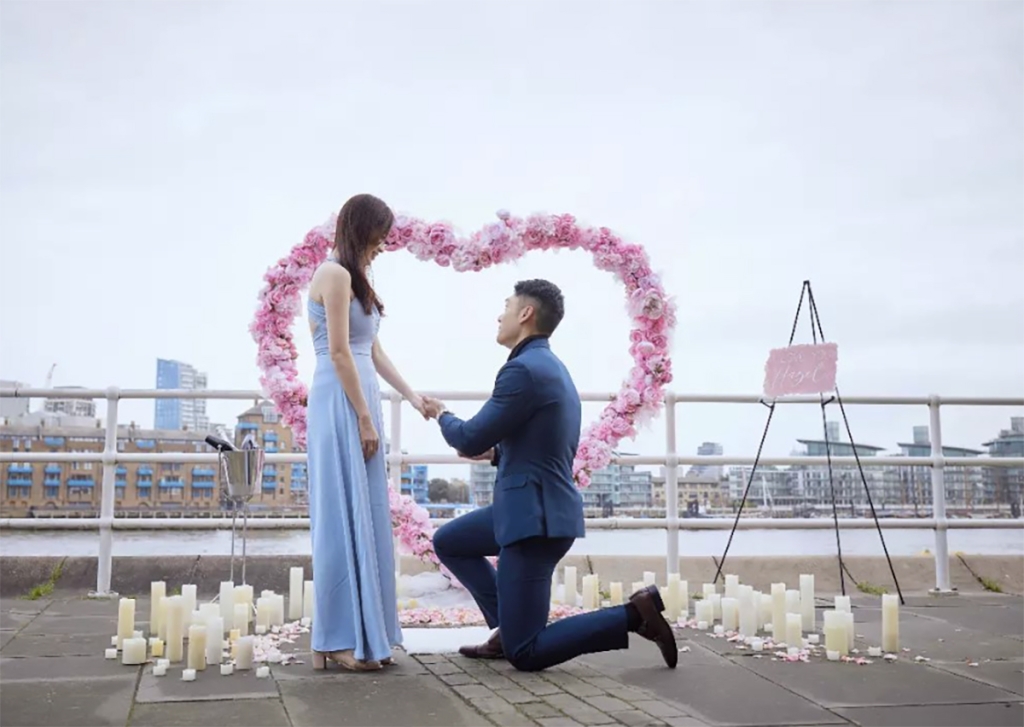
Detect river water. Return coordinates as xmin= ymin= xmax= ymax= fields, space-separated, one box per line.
xmin=3 ymin=527 xmax=1021 ymax=557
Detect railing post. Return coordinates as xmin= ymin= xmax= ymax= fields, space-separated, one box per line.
xmin=389 ymin=395 xmax=403 ymax=580
xmin=90 ymin=387 xmax=120 ymax=598
xmin=664 ymin=392 xmax=679 ymax=578
xmin=928 ymin=395 xmax=953 ymax=594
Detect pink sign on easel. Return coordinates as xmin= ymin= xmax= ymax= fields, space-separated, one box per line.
xmin=763 ymin=342 xmax=839 ymax=398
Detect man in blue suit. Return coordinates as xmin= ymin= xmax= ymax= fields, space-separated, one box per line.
xmin=422 ymin=279 xmax=677 ymax=672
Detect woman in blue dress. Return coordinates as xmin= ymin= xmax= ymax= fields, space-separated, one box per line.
xmin=305 ymin=193 xmax=428 ymax=671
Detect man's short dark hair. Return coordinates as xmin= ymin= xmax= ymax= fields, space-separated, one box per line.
xmin=514 ymin=279 xmax=565 ymax=335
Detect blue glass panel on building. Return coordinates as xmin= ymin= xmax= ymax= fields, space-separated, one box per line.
xmin=191 ymin=480 xmax=215 ymax=489
xmin=116 ymin=466 xmax=128 ymax=474
xmin=237 ymin=422 xmax=259 ymax=431
xmin=8 ymin=477 xmax=32 ymax=485
xmin=137 ymin=480 xmax=152 ymax=488
xmin=45 ymin=465 xmax=61 ymax=473
xmin=7 ymin=464 xmax=32 ymax=474
xmin=68 ymin=478 xmax=95 ymax=487
xmin=263 ymin=432 xmax=278 ymax=441
xmin=192 ymin=468 xmax=216 ymax=476
xmin=138 ymin=466 xmax=153 ymax=475
xmin=43 ymin=437 xmax=65 ymax=446
xmin=158 ymin=479 xmax=183 ymax=488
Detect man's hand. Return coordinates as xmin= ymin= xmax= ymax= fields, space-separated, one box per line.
xmin=457 ymin=449 xmax=494 ymax=462
xmin=421 ymin=396 xmax=447 ymax=420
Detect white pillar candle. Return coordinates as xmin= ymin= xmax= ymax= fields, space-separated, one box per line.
xmin=826 ymin=649 xmax=840 ymax=661
xmin=785 ymin=613 xmax=803 ymax=648
xmin=643 ymin=571 xmax=656 ymax=586
xmin=235 ymin=635 xmax=254 ymax=670
xmin=842 ymin=610 xmax=855 ymax=651
xmin=799 ymin=574 xmax=815 ymax=632
xmin=709 ymin=593 xmax=722 ymax=621
xmin=275 ymin=594 xmax=286 ymax=625
xmin=563 ymin=567 xmax=578 ymax=605
xmin=713 ymin=624 xmax=725 ymax=636
xmin=720 ymin=597 xmax=739 ymax=631
xmin=750 ymin=637 xmax=763 ymax=652
xmin=116 ymin=598 xmax=135 ymax=650
xmin=220 ymin=663 xmax=234 ymax=675
xmin=158 ymin=596 xmax=170 ymax=642
xmin=881 ymin=594 xmax=899 ymax=653
xmin=834 ymin=595 xmax=851 ymax=613
xmin=702 ymin=583 xmax=716 ymax=598
xmin=724 ymin=574 xmax=739 ymax=599
xmin=219 ymin=581 xmax=235 ymax=625
xmin=187 ymin=624 xmax=207 ymax=671
xmin=149 ymin=637 xmax=164 ymax=658
xmin=697 ymin=620 xmax=709 ymax=630
xmin=199 ymin=603 xmax=220 ymax=625
xmin=867 ymin=646 xmax=882 ymax=657
xmin=150 ymin=582 xmax=165 ymax=637
xmin=104 ymin=647 xmax=118 ymax=659
xmin=695 ymin=599 xmax=714 ymax=625
xmin=550 ymin=569 xmax=560 ymax=604
xmin=609 ymin=582 xmax=624 ymax=606
xmin=823 ymin=610 xmax=848 ymax=656
xmin=205 ymin=617 xmax=223 ymax=665
xmin=770 ymin=583 xmax=786 ymax=640
xmin=133 ymin=629 xmax=143 ymax=639
xmin=234 ymin=603 xmax=249 ymax=636
xmin=181 ymin=668 xmax=196 ymax=682
xmin=631 ymin=581 xmax=645 ymax=598
xmin=665 ymin=574 xmax=681 ymax=621
xmin=255 ymin=625 xmax=267 ymax=635
xmin=289 ymin=567 xmax=304 ymax=620
xmin=679 ymin=579 xmax=689 ymax=620
xmin=582 ymin=575 xmax=598 ymax=610
xmin=181 ymin=584 xmax=197 ymax=626
xmin=256 ymin=665 xmax=271 ymax=678
xmin=785 ymin=589 xmax=801 ymax=615
xmin=165 ymin=595 xmax=185 ymax=662
xmin=759 ymin=592 xmax=772 ymax=630
xmin=808 ymin=633 xmax=820 ymax=644
xmin=738 ymin=585 xmax=757 ymax=637
xmin=255 ymin=597 xmax=271 ymax=630
xmin=302 ymin=580 xmax=315 ymax=620
xmin=152 ymin=663 xmax=168 ymax=676
xmin=234 ymin=584 xmax=253 ymax=612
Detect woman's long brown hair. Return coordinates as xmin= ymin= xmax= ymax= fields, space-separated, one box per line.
xmin=333 ymin=194 xmax=393 ymax=315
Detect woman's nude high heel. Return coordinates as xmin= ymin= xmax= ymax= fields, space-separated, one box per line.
xmin=311 ymin=649 xmax=382 ymax=672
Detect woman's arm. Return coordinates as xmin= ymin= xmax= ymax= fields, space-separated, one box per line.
xmin=322 ymin=266 xmax=373 ymax=420
xmin=372 ymin=338 xmax=422 ymax=409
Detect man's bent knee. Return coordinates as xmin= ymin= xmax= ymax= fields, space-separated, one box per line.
xmin=432 ymin=520 xmax=458 ymax=559
xmin=506 ymin=648 xmax=547 ymax=672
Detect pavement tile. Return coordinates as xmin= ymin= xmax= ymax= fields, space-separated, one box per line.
xmin=0 ymin=676 xmax=136 ymax=727
xmin=280 ymin=672 xmax=487 ymax=726
xmin=21 ymin=614 xmax=123 ymax=636
xmin=833 ymin=701 xmax=1024 ymax=726
xmin=2 ymin=632 xmax=114 ymax=657
xmin=129 ymin=698 xmax=292 ymax=727
xmin=608 ymin=710 xmax=664 ymax=726
xmin=0 ymin=654 xmax=140 ymax=681
xmin=135 ymin=663 xmax=279 ymax=703
xmin=926 ymin=659 xmax=1024 ymax=697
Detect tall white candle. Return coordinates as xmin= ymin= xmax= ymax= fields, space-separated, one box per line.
xmin=302 ymin=580 xmax=315 ymax=620
xmin=166 ymin=595 xmax=184 ymax=662
xmin=255 ymin=597 xmax=271 ymax=630
xmin=841 ymin=610 xmax=855 ymax=650
xmin=702 ymin=583 xmax=716 ymax=598
xmin=834 ymin=595 xmax=851 ymax=613
xmin=289 ymin=567 xmax=304 ymax=620
xmin=720 ymin=597 xmax=739 ymax=631
xmin=771 ymin=583 xmax=786 ymax=638
xmin=881 ymin=594 xmax=899 ymax=652
xmin=785 ymin=589 xmax=801 ymax=616
xmin=823 ymin=610 xmax=848 ymax=656
xmin=234 ymin=603 xmax=249 ymax=636
xmin=665 ymin=574 xmax=681 ymax=621
xmin=117 ymin=598 xmax=136 ymax=650
xmin=679 ymin=579 xmax=689 ymax=620
xmin=150 ymin=582 xmax=165 ymax=637
xmin=631 ymin=581 xmax=645 ymax=597
xmin=695 ymin=599 xmax=714 ymax=625
xmin=785 ymin=613 xmax=802 ymax=648
xmin=234 ymin=585 xmax=253 ymax=614
xmin=709 ymin=593 xmax=722 ymax=621
xmin=563 ymin=567 xmax=577 ymax=605
xmin=643 ymin=571 xmax=656 ymax=587
xmin=273 ymin=594 xmax=285 ymax=626
xmin=759 ymin=592 xmax=772 ymax=630
xmin=157 ymin=596 xmax=169 ymax=642
xmin=581 ymin=575 xmax=597 ymax=610
xmin=235 ymin=635 xmax=254 ymax=670
xmin=219 ymin=581 xmax=235 ymax=625
xmin=799 ymin=574 xmax=815 ymax=632
xmin=738 ymin=585 xmax=757 ymax=637
xmin=121 ymin=636 xmax=146 ymax=665
xmin=609 ymin=582 xmax=624 ymax=606
xmin=205 ymin=616 xmax=223 ymax=666
xmin=550 ymin=569 xmax=560 ymax=604
xmin=724 ymin=574 xmax=739 ymax=599
xmin=187 ymin=624 xmax=207 ymax=671
xmin=181 ymin=584 xmax=197 ymax=626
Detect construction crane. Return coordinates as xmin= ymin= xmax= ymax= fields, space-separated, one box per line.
xmin=45 ymin=363 xmax=56 ymax=389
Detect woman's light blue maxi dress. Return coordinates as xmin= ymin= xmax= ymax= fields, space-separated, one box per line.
xmin=306 ymin=292 xmax=401 ymax=662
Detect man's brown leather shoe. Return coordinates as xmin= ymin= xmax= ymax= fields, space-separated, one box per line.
xmin=629 ymin=585 xmax=678 ymax=668
xmin=458 ymin=629 xmax=504 ymax=659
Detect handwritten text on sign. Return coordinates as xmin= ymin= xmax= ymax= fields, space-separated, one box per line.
xmin=763 ymin=342 xmax=838 ymax=398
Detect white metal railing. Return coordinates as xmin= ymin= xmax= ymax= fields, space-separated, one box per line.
xmin=1 ymin=385 xmax=1023 ymax=598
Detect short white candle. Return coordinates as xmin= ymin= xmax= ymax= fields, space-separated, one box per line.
xmin=724 ymin=574 xmax=739 ymax=599
xmin=235 ymin=635 xmax=254 ymax=670
xmin=104 ymin=648 xmax=118 ymax=660
xmin=713 ymin=624 xmax=724 ymax=635
xmin=133 ymin=629 xmax=143 ymax=639
xmin=181 ymin=668 xmax=196 ymax=682
xmin=220 ymin=663 xmax=234 ymax=675
xmin=255 ymin=625 xmax=267 ymax=635
xmin=785 ymin=589 xmax=801 ymax=616
xmin=709 ymin=593 xmax=722 ymax=621
xmin=219 ymin=581 xmax=235 ymax=625
xmin=302 ymin=580 xmax=315 ymax=620
xmin=881 ymin=594 xmax=899 ymax=653
xmin=116 ymin=598 xmax=135 ymax=650
xmin=205 ymin=617 xmax=223 ymax=666
xmin=771 ymin=583 xmax=786 ymax=641
xmin=631 ymin=581 xmax=645 ymax=598
xmin=697 ymin=620 xmax=709 ymax=630
xmin=787 ymin=646 xmax=800 ymax=657
xmin=563 ymin=567 xmax=578 ymax=605
xmin=581 ymin=575 xmax=598 ymax=610
xmin=256 ymin=665 xmax=271 ymax=678
xmin=808 ymin=634 xmax=820 ymax=645
xmin=273 ymin=594 xmax=286 ymax=626
xmin=121 ymin=636 xmax=147 ymax=665
xmin=234 ymin=603 xmax=249 ymax=636
xmin=609 ymin=582 xmax=624 ymax=606
xmin=165 ymin=595 xmax=185 ymax=663
xmin=835 ymin=595 xmax=851 ymax=613
xmin=110 ymin=635 xmax=118 ymax=646
xmin=823 ymin=610 xmax=848 ymax=656
xmin=785 ymin=613 xmax=802 ymax=648
xmin=643 ymin=570 xmax=656 ymax=586
xmin=149 ymin=637 xmax=164 ymax=658
xmin=181 ymin=584 xmax=197 ymax=626
xmin=720 ymin=597 xmax=739 ymax=631
xmin=841 ymin=610 xmax=855 ymax=650
xmin=750 ymin=638 xmax=763 ymax=652
xmin=826 ymin=650 xmax=840 ymax=661
xmin=702 ymin=583 xmax=716 ymax=598
xmin=695 ymin=599 xmax=714 ymax=625
xmin=157 ymin=658 xmax=170 ymax=668
xmin=256 ymin=597 xmax=271 ymax=630
xmin=867 ymin=646 xmax=882 ymax=657
xmin=187 ymin=624 xmax=207 ymax=671
xmin=300 ymin=617 xmax=311 ymax=627
xmin=799 ymin=574 xmax=815 ymax=632
xmin=152 ymin=663 xmax=167 ymax=676
xmin=289 ymin=567 xmax=304 ymax=620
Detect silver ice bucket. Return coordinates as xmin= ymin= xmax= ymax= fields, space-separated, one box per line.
xmin=220 ymin=449 xmax=264 ymax=502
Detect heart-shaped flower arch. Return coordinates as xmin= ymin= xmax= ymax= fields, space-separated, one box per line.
xmin=251 ymin=210 xmax=676 ymax=569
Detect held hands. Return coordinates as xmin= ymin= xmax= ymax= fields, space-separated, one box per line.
xmin=420 ymin=396 xmax=447 ymax=420
xmin=458 ymin=449 xmax=494 ymax=462
xmin=408 ymin=394 xmax=431 ymax=420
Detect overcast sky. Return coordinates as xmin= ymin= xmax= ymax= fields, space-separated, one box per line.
xmin=1 ymin=0 xmax=1022 ymax=477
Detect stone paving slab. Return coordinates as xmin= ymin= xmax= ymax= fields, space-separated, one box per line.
xmin=135 ymin=662 xmax=280 ymax=703
xmin=129 ymin=698 xmax=292 ymax=727
xmin=926 ymin=658 xmax=1024 ymax=696
xmin=832 ymin=702 xmax=1024 ymax=727
xmin=0 ymin=676 xmax=137 ymax=727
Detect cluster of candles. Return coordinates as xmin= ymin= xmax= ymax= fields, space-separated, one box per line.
xmin=104 ymin=566 xmax=313 ymax=681
xmin=552 ymin=569 xmax=900 ymax=661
